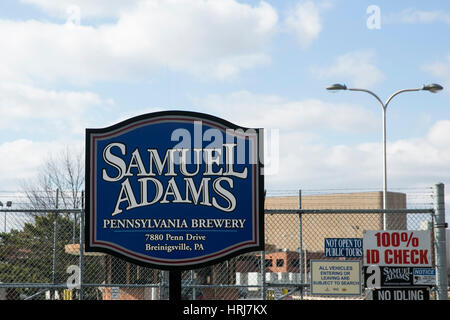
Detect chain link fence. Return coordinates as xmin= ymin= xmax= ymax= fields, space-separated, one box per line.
xmin=0 ymin=186 xmax=447 ymax=300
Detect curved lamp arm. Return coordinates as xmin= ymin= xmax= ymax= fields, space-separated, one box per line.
xmin=348 ymin=88 xmax=385 ymax=109
xmin=384 ymin=88 xmax=421 ymax=108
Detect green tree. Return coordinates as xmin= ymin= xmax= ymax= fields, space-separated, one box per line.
xmin=0 ymin=214 xmax=78 ymax=298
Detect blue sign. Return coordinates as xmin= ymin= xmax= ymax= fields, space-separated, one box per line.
xmin=324 ymin=238 xmax=362 ymax=258
xmin=85 ymin=111 xmax=264 ymax=269
xmin=413 ymin=268 xmax=435 ymax=276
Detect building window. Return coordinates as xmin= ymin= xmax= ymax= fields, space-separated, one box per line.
xmin=276 ymin=259 xmax=284 ymax=267
xmin=265 ymin=259 xmax=273 ymax=268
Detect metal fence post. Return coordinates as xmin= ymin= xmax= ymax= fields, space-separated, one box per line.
xmin=79 ymin=191 xmax=85 ymax=300
xmin=190 ymin=270 xmax=196 ymax=300
xmin=298 ymin=189 xmax=303 ymax=300
xmin=261 ymin=190 xmax=266 ymax=300
xmin=52 ymin=188 xmax=59 ymax=300
xmin=433 ymin=183 xmax=448 ymax=300
xmin=260 ymin=249 xmax=266 ymax=300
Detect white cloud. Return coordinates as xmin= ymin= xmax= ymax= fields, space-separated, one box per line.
xmin=0 ymin=82 xmax=111 ymax=135
xmin=311 ymin=50 xmax=385 ymax=88
xmin=2 ymin=0 xmax=278 ymax=84
xmin=267 ymin=140 xmax=381 ymax=189
xmin=427 ymin=120 xmax=450 ymax=147
xmin=193 ymin=90 xmax=379 ymax=182
xmin=0 ymin=139 xmax=82 ymax=189
xmin=284 ymin=1 xmax=330 ymax=49
xmin=193 ymin=90 xmax=377 ymax=132
xmin=266 ymin=120 xmax=450 ymax=191
xmin=422 ymin=53 xmax=450 ymax=91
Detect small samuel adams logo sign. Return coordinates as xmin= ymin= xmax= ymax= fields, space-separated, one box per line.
xmin=85 ymin=111 xmax=264 ymax=269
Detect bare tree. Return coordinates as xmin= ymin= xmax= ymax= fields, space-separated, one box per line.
xmin=21 ymin=146 xmax=84 ymax=210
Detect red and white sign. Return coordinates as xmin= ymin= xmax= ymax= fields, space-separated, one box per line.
xmin=363 ymin=230 xmax=431 ymax=267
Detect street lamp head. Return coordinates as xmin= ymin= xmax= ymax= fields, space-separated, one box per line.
xmin=422 ymin=83 xmax=443 ymax=93
xmin=326 ymin=83 xmax=347 ymax=91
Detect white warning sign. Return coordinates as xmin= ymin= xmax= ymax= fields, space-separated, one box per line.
xmin=310 ymin=260 xmax=361 ymax=296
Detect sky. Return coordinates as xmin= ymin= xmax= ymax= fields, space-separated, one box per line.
xmin=0 ymin=0 xmax=450 ymax=217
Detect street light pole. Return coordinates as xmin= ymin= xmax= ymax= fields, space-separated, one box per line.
xmin=326 ymin=83 xmax=443 ymax=230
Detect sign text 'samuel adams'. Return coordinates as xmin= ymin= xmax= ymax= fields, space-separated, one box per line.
xmin=85 ymin=111 xmax=264 ymax=270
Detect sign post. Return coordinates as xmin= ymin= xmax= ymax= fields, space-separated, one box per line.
xmin=85 ymin=111 xmax=264 ymax=300
xmin=169 ymin=270 xmax=181 ymax=301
